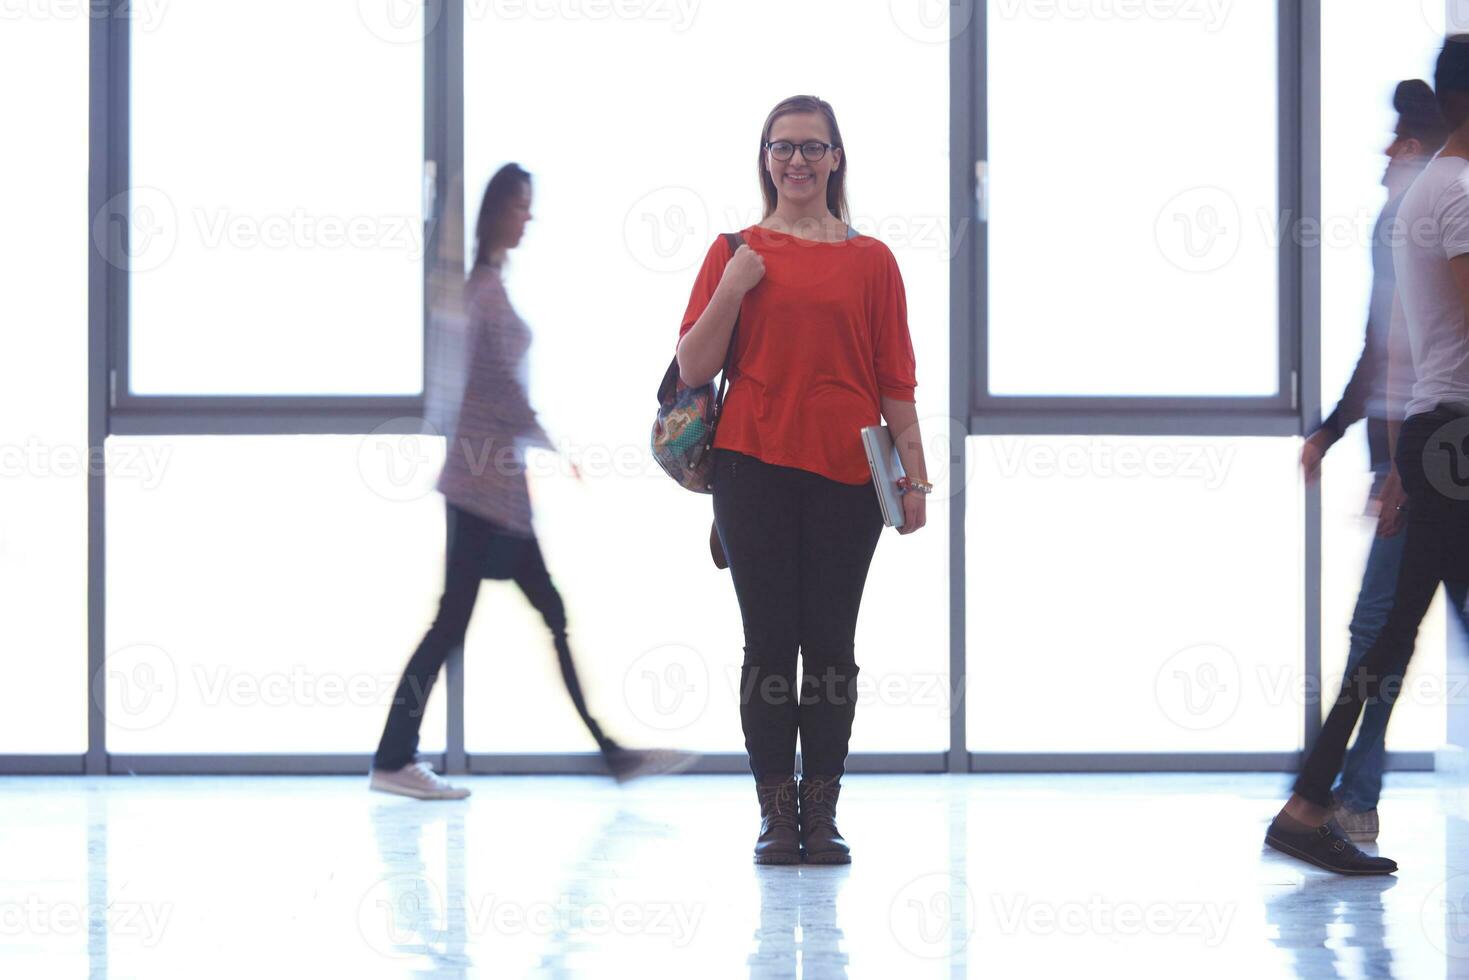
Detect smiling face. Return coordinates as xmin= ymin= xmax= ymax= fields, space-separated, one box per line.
xmin=765 ymin=111 xmax=842 ymax=208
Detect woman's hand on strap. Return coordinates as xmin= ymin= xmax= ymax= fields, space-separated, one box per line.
xmin=721 ymin=244 xmax=765 ymax=294
xmin=676 ymin=247 xmax=764 ymax=388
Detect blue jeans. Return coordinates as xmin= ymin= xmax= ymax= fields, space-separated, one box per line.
xmin=1332 ymin=528 xmax=1406 ymax=811
xmin=1330 ymin=474 xmax=1469 ymax=811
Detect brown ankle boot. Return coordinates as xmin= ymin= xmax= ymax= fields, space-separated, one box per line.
xmin=798 ymin=775 xmax=850 ymax=864
xmin=753 ymin=777 xmax=800 ymax=865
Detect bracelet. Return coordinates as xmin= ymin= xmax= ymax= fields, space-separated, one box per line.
xmin=896 ymin=476 xmax=933 ymax=496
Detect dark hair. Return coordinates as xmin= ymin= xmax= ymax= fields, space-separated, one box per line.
xmin=757 ymin=95 xmax=850 ymax=224
xmin=1435 ymin=35 xmax=1469 ymax=132
xmin=473 ymin=162 xmax=532 ymax=268
xmin=1395 ymin=79 xmax=1449 ymax=154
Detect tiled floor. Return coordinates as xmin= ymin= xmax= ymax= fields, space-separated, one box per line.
xmin=4 ymin=772 xmax=1469 ymax=978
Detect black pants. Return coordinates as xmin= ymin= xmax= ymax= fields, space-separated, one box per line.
xmin=711 ymin=448 xmax=885 ymax=782
xmin=373 ymin=502 xmax=616 ymax=770
xmin=1294 ymin=403 xmax=1469 ymax=806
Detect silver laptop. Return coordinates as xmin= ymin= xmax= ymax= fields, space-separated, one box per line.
xmin=860 ymin=424 xmax=906 ymax=528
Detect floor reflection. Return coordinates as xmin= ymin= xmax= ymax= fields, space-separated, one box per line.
xmin=1263 ymin=874 xmax=1397 ymax=977
xmin=18 ymin=772 xmax=1469 ymax=977
xmin=366 ymin=796 xmax=694 ymax=975
xmin=367 ymin=800 xmax=472 ymax=974
xmin=748 ymin=866 xmax=850 ymax=978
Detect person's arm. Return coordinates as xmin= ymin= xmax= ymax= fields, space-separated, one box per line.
xmin=1384 ymin=287 xmax=1412 ymax=463
xmin=1302 ymin=333 xmax=1376 ymax=485
xmin=1374 ymin=288 xmax=1409 ymax=536
xmin=881 ymin=397 xmax=927 ymax=479
xmin=1322 ymin=216 xmax=1398 ymax=449
xmin=503 ymin=350 xmax=555 ymax=453
xmin=871 ymin=246 xmax=926 ymax=533
xmin=881 ymin=396 xmax=928 ymax=536
xmin=1304 ymin=231 xmax=1394 ymax=482
xmin=1317 ymin=315 xmax=1382 ymax=446
xmin=676 ymin=241 xmax=765 ymax=388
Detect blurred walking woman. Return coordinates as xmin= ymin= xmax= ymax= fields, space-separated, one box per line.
xmin=371 ymin=164 xmax=687 ymax=799
xmin=675 ymin=97 xmax=929 ymax=863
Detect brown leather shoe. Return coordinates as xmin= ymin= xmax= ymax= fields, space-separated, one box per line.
xmin=753 ymin=777 xmax=800 ymax=865
xmin=798 ymin=775 xmax=851 ymax=864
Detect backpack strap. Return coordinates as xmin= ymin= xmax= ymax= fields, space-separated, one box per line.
xmin=712 ymin=232 xmax=746 ymax=418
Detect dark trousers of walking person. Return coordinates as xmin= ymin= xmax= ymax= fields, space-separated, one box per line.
xmin=1294 ymin=403 xmax=1469 ymax=806
xmin=1332 ymin=521 xmax=1469 ymax=810
xmin=374 ymin=502 xmax=616 ymax=771
xmin=710 ymin=448 xmax=885 ymax=782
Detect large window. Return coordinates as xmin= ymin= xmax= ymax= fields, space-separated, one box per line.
xmin=0 ymin=14 xmax=89 ymax=753
xmin=967 ymin=2 xmax=1308 ymax=758
xmin=126 ymin=3 xmax=425 ymax=397
xmin=104 ymin=436 xmax=447 ymax=754
xmin=985 ymin=0 xmax=1280 ymax=398
xmin=966 ymin=436 xmax=1303 ymax=752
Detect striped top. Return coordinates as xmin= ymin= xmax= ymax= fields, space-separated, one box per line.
xmin=428 ymin=260 xmax=552 ymax=537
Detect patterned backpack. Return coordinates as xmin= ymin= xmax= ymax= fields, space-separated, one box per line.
xmin=651 ymin=232 xmax=744 ymax=493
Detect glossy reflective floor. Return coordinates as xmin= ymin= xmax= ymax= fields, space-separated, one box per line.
xmin=5 ymin=772 xmax=1469 ymax=978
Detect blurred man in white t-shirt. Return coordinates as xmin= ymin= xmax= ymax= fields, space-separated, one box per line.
xmin=1268 ymin=35 xmax=1469 ymax=875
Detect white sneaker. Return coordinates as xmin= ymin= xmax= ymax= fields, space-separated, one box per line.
xmin=369 ymin=762 xmax=471 ymax=800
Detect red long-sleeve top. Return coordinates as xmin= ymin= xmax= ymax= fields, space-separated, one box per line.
xmin=677 ymin=224 xmax=918 ymax=485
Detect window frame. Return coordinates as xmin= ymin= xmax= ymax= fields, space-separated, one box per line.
xmin=103 ymin=1 xmax=444 ymax=436
xmin=969 ymin=0 xmax=1303 ymax=431
xmin=959 ymin=0 xmax=1333 ymax=770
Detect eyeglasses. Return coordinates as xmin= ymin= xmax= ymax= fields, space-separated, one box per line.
xmin=764 ymin=140 xmax=838 ymax=163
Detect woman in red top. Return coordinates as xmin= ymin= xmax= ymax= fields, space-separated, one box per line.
xmin=677 ymin=95 xmax=929 ymax=864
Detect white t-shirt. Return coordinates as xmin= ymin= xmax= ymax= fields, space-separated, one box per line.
xmin=1393 ymin=154 xmax=1469 ymax=417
